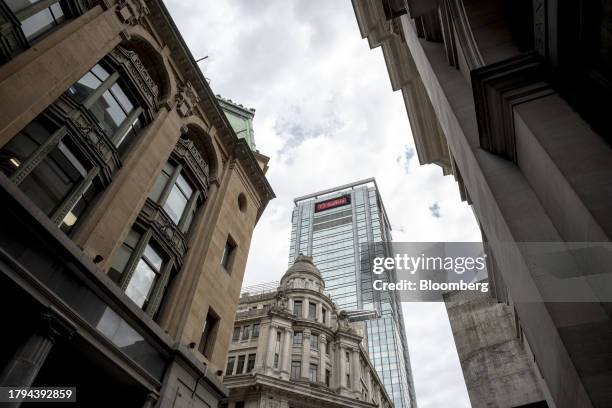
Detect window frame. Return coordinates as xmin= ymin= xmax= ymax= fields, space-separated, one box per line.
xmin=148 ymin=159 xmax=201 ymax=234
xmin=309 ymin=363 xmax=318 ymax=383
xmin=108 ymin=228 xmax=175 ymax=317
xmin=290 ymin=360 xmax=301 ymax=380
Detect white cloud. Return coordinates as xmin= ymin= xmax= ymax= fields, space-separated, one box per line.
xmin=165 ymin=1 xmax=479 ymax=406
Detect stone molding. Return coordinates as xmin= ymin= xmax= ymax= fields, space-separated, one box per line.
xmin=471 ymin=52 xmax=554 ymax=163
xmin=175 ymin=82 xmax=200 ymax=118
xmin=109 ymin=46 xmax=159 ymax=111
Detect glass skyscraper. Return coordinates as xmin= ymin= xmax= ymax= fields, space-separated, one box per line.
xmin=289 ymin=178 xmax=417 ymax=408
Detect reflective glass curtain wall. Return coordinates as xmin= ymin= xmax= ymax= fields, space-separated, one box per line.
xmin=289 ymin=181 xmax=417 ymax=408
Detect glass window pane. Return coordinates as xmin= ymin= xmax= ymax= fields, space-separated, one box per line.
xmin=125 ymin=229 xmax=141 ymax=248
xmin=68 ymin=72 xmax=102 ymax=103
xmin=0 ymin=121 xmax=50 ymax=176
xmin=125 ymin=259 xmax=157 ymax=308
xmin=90 ymin=90 xmax=126 ymax=135
xmin=163 ymin=185 xmax=188 ymax=224
xmin=5 ymin=0 xmax=37 ymax=13
xmin=115 ymin=116 xmax=141 ymax=152
xmin=143 ymin=244 xmax=163 ymax=271
xmin=49 ymin=2 xmax=64 ymax=23
xmin=148 ymin=171 xmax=169 ymax=203
xmin=20 ymin=8 xmax=55 ymax=40
xmin=91 ymin=64 xmax=110 ymax=81
xmin=108 ymin=245 xmax=132 ymax=283
xmin=176 ymin=173 xmax=193 ymax=198
xmin=19 ymin=142 xmax=85 ymax=215
xmin=110 ymin=83 xmax=134 ymax=114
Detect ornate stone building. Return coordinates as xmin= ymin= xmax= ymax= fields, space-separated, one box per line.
xmin=352 ymin=1 xmax=612 ymax=408
xmin=223 ymin=255 xmax=393 ymax=408
xmin=0 ymin=0 xmax=274 ymax=407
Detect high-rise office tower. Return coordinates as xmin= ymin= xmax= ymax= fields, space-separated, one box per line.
xmin=289 ymin=178 xmax=417 ymax=408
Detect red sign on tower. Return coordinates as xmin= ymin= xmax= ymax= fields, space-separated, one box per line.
xmin=314 ymin=195 xmax=351 ymax=212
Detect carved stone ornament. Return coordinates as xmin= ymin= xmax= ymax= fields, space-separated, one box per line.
xmin=109 ymin=46 xmax=159 ymax=109
xmin=116 ymin=0 xmax=150 ymax=25
xmin=175 ymin=82 xmax=200 ymax=118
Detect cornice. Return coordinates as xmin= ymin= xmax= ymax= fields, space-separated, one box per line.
xmin=146 ymin=1 xmax=275 ymax=208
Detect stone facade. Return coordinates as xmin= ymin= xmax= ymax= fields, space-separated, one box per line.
xmin=444 ymin=286 xmax=550 ymax=408
xmin=223 ymin=255 xmax=393 ymax=408
xmin=352 ymin=1 xmax=612 ymax=407
xmin=0 ymin=1 xmax=274 ymax=407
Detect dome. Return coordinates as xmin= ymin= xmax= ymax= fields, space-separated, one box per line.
xmin=281 ymin=254 xmax=324 ymax=287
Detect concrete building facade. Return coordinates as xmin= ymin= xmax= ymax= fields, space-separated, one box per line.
xmin=223 ymin=255 xmax=393 ymax=408
xmin=352 ymin=1 xmax=612 ymax=407
xmin=289 ymin=179 xmax=416 ymax=408
xmin=0 ymin=1 xmax=274 ymax=406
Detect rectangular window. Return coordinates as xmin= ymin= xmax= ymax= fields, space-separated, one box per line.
xmin=308 ymin=302 xmax=317 ymax=320
xmin=310 ymin=334 xmax=319 ymax=351
xmin=241 ymin=325 xmax=251 ymax=341
xmin=0 ymin=119 xmax=94 ymax=233
xmin=325 ymin=369 xmax=331 ymax=387
xmin=221 ymin=236 xmax=236 ymax=272
xmin=322 ymin=308 xmax=327 ymax=324
xmin=246 ymin=354 xmax=256 ymax=373
xmin=225 ymin=356 xmax=235 ymax=376
xmin=290 ymin=361 xmax=301 ymax=380
xmin=7 ymin=0 xmax=66 ymax=41
xmin=273 ymin=353 xmax=279 ymax=368
xmin=124 ymin=243 xmax=164 ymax=309
xmin=235 ymin=403 xmax=244 ymax=408
xmin=198 ymin=309 xmax=219 ymax=358
xmin=232 ymin=326 xmax=241 ymax=342
xmin=326 ymin=342 xmax=330 ymax=355
xmin=108 ymin=229 xmax=141 ymax=284
xmin=293 ymin=331 xmax=303 ymax=346
xmin=309 ymin=364 xmax=318 ymax=383
xmin=236 ymin=355 xmax=245 ymax=374
xmin=252 ymin=323 xmax=260 ymax=338
xmin=293 ymin=300 xmax=302 ymax=317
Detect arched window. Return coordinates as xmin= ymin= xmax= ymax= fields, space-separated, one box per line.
xmin=0 ymin=0 xmax=94 ymax=63
xmin=67 ymin=62 xmax=144 ymax=156
xmin=108 ymin=134 xmax=211 ymax=317
xmin=0 ymin=45 xmax=159 ymax=233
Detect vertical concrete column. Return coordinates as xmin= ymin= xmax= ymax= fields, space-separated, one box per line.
xmin=0 ymin=312 xmax=74 ymax=395
xmin=319 ymin=335 xmax=326 ymax=383
xmin=316 ymin=303 xmax=323 ymax=323
xmin=301 ymin=329 xmax=310 ymax=380
xmin=280 ymin=328 xmax=292 ymax=378
xmin=254 ymin=322 xmax=269 ymax=370
xmin=302 ymin=298 xmax=308 ymax=319
xmin=338 ymin=345 xmax=346 ymax=389
xmin=351 ymin=349 xmax=360 ymax=392
xmin=265 ymin=324 xmax=277 ymax=370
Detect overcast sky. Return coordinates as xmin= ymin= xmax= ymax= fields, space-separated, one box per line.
xmin=165 ymin=1 xmax=479 ymax=406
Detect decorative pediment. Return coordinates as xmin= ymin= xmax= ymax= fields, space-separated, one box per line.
xmin=173 ymin=137 xmax=210 ymax=195
xmin=109 ymin=46 xmax=159 ymax=110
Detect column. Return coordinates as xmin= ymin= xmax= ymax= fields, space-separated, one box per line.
xmin=265 ymin=324 xmax=277 ymax=370
xmin=351 ymin=349 xmax=360 ymax=392
xmin=0 ymin=312 xmax=74 ymax=392
xmin=254 ymin=322 xmax=269 ymax=371
xmin=338 ymin=345 xmax=346 ymax=389
xmin=280 ymin=328 xmax=292 ymax=378
xmin=319 ymin=335 xmax=326 ymax=383
xmin=301 ymin=329 xmax=310 ymax=381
